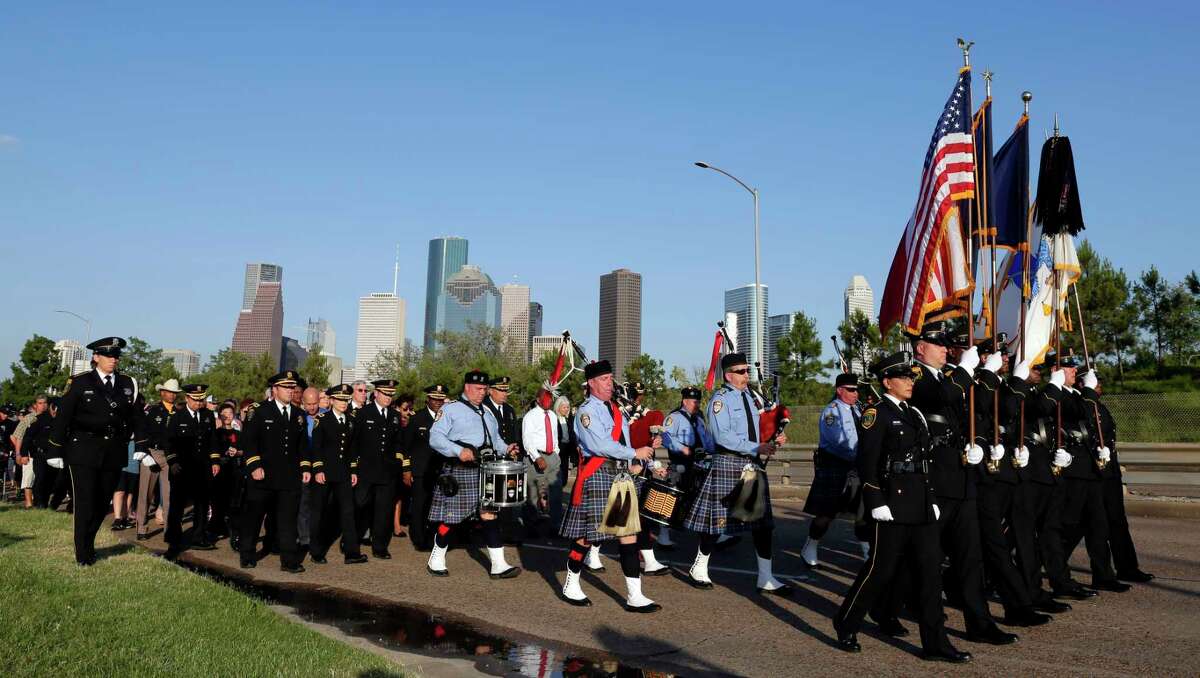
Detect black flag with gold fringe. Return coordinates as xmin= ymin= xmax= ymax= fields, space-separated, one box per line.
xmin=1034 ymin=134 xmax=1086 ymax=236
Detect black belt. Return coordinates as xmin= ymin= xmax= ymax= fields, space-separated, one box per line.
xmin=715 ymin=446 xmax=752 ymax=457
xmin=888 ymin=459 xmax=929 ymax=474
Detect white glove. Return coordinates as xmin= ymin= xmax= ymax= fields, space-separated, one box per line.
xmin=983 ymin=352 xmax=1004 ymax=374
xmin=1053 ymin=448 xmax=1073 ymax=468
xmin=47 ymin=458 xmax=64 ymax=469
xmin=1097 ymin=446 xmax=1111 ymax=463
xmin=141 ymin=454 xmax=158 ymax=468
xmin=1083 ymin=371 xmax=1099 ymax=390
xmin=1013 ymin=360 xmax=1031 ymax=381
xmin=958 ymin=346 xmax=980 ymax=374
xmin=989 ymin=444 xmax=1005 ymax=461
xmin=965 ymin=444 xmax=985 ymax=464
xmin=1049 ymin=370 xmax=1066 ymax=387
xmin=870 ymin=505 xmax=895 ymax=522
xmin=1015 ymin=446 xmax=1030 ymax=467
xmin=932 ymin=504 xmax=941 ymax=521
xmin=133 ymin=451 xmax=147 ymax=462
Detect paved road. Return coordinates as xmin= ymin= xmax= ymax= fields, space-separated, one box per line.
xmin=129 ymin=496 xmax=1200 ymax=677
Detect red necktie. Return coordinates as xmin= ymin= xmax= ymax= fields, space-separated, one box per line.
xmin=544 ymin=410 xmax=555 ymax=454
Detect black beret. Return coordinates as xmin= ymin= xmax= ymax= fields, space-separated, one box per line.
xmin=463 ymin=370 xmax=489 ymax=385
xmin=583 ymin=360 xmax=612 ymax=380
xmin=680 ymin=386 xmax=702 ymax=400
xmin=721 ymin=353 xmax=749 ymax=371
xmin=835 ymin=373 xmax=858 ymax=388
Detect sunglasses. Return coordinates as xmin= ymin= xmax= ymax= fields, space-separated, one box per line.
xmin=842 ymin=387 xmax=858 ymax=392
xmin=728 ymin=368 xmax=750 ymax=375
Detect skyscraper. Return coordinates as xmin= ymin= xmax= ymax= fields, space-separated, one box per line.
xmin=354 ymin=292 xmax=406 ymax=381
xmin=598 ymin=268 xmax=642 ymax=379
xmin=766 ymin=313 xmax=795 ymax=377
xmin=433 ymin=265 xmax=501 ymax=348
xmin=243 ymin=263 xmax=283 ymax=311
xmin=528 ymin=301 xmax=544 ymax=362
xmin=54 ymin=339 xmax=90 ymax=375
xmin=531 ymin=335 xmax=563 ymax=363
xmin=305 ymin=317 xmax=336 ymax=355
xmin=280 ymin=336 xmax=308 ymax=371
xmin=724 ymin=283 xmax=769 ymax=376
xmin=232 ymin=281 xmax=284 ymax=366
xmin=499 ymin=283 xmax=531 ymax=364
xmin=424 ymin=237 xmax=469 ymax=349
xmin=844 ymin=275 xmax=874 ymax=322
xmin=162 ymin=348 xmax=201 ymax=379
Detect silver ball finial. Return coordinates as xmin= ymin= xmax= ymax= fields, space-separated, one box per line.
xmin=1022 ymin=91 xmax=1033 ymax=103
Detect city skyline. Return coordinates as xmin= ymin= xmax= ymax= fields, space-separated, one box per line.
xmin=354 ymin=292 xmax=406 ymax=382
xmin=598 ymin=268 xmax=642 ymax=379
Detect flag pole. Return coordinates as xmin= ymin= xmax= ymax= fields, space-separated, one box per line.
xmin=982 ymin=70 xmax=1001 ymax=456
xmin=1019 ymin=91 xmax=1033 ymax=365
xmin=958 ymin=37 xmax=978 ymax=462
xmin=1051 ymin=112 xmax=1064 ymax=468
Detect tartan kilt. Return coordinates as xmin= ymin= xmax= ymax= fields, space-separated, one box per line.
xmin=429 ymin=465 xmax=480 ymax=525
xmin=803 ymin=450 xmax=855 ymax=517
xmin=559 ymin=465 xmax=644 ymax=543
xmin=683 ymin=453 xmax=773 ymax=535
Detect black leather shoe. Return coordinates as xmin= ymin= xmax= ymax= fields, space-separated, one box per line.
xmin=373 ymin=550 xmax=392 ymax=560
xmin=642 ymin=566 xmax=671 ymax=577
xmin=489 ymin=566 xmax=522 ymax=580
xmin=310 ymin=554 xmax=328 ymax=564
xmin=426 ymin=565 xmax=449 ymax=577
xmin=229 ymin=537 xmax=241 ymax=552
xmin=191 ymin=541 xmax=216 ymax=551
xmin=1001 ymin=609 xmax=1052 ymax=627
xmin=922 ymin=647 xmax=972 ymax=663
xmin=281 ymin=564 xmax=306 ymax=574
xmin=163 ymin=547 xmax=182 ymax=561
xmin=1091 ymin=579 xmax=1131 ymax=593
xmin=686 ymin=575 xmax=714 ymax=590
xmin=1117 ymin=570 xmax=1154 ymax=583
xmin=624 ymin=601 xmax=662 ymax=614
xmin=833 ymin=627 xmax=861 ymax=653
xmin=757 ymin=583 xmax=794 ymax=597
xmin=874 ymin=617 xmax=909 ymax=637
xmin=345 ymin=554 xmax=368 ymax=565
xmin=966 ymin=627 xmax=1018 ymax=645
xmin=1053 ymin=585 xmax=1098 ymax=600
xmin=240 ymin=558 xmax=256 ymax=569
xmin=1033 ymin=599 xmax=1072 ymax=613
xmin=563 ymin=595 xmax=592 ymax=607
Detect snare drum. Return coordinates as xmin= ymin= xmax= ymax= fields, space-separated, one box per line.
xmin=480 ymin=459 xmax=527 ymax=508
xmin=640 ymin=478 xmax=685 ymax=526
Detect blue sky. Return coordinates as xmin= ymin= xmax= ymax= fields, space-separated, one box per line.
xmin=3 ymin=2 xmax=1196 ymax=381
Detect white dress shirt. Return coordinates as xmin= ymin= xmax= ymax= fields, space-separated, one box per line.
xmin=521 ymin=406 xmax=559 ymax=461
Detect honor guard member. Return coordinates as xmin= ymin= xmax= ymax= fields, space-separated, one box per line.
xmin=305 ymin=385 xmax=368 ymax=565
xmin=47 ymin=337 xmax=144 ymax=566
xmin=832 ymin=351 xmax=970 ymax=663
xmin=162 ymin=384 xmax=221 ymax=559
xmin=133 ymin=380 xmax=181 ymax=540
xmin=801 ymin=373 xmax=863 ymax=569
xmin=904 ymin=321 xmax=1015 ymax=645
xmin=427 ymin=370 xmax=522 ymax=579
xmin=1043 ymin=354 xmax=1129 ymax=593
xmin=239 ymin=370 xmax=309 ymax=572
xmin=404 ymin=384 xmax=449 ymax=551
xmin=559 ymin=360 xmax=660 ymax=612
xmin=352 ymin=379 xmax=407 ymax=559
xmin=659 ymin=385 xmax=714 ymax=548
xmin=971 ymin=339 xmax=1053 ymax=626
xmin=682 ymin=353 xmax=792 ymax=596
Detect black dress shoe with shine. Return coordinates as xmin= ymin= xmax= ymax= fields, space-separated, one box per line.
xmin=373 ymin=550 xmax=392 ymax=560
xmin=1033 ymin=598 xmax=1072 ymax=613
xmin=1001 ymin=608 xmax=1052 ymax=627
xmin=310 ymin=554 xmax=327 ymax=564
xmin=281 ymin=564 xmax=306 ymax=574
xmin=966 ymin=626 xmax=1018 ymax=645
xmin=922 ymin=647 xmax=972 ymax=663
xmin=240 ymin=558 xmax=256 ymax=569
xmin=874 ymin=617 xmax=909 ymax=637
xmin=191 ymin=541 xmax=216 ymax=551
xmin=344 ymin=554 xmax=368 ymax=565
xmin=1117 ymin=570 xmax=1154 ymax=583
xmin=833 ymin=627 xmax=861 ymax=653
xmin=1091 ymin=579 xmax=1131 ymax=593
xmin=1053 ymin=585 xmax=1098 ymax=600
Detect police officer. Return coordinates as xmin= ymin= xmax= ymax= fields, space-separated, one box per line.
xmin=239 ymin=370 xmax=308 ymax=572
xmin=659 ymin=385 xmax=714 ymax=548
xmin=162 ymin=384 xmax=220 ymax=559
xmin=832 ymin=351 xmax=969 ymax=663
xmin=802 ymin=373 xmax=862 ymax=569
xmin=352 ymin=379 xmax=407 ymax=559
xmin=427 ymin=370 xmax=521 ymax=580
xmin=306 ymin=384 xmax=368 ymax=565
xmin=682 ymin=353 xmax=791 ymax=596
xmin=47 ymin=337 xmax=143 ymax=566
xmin=403 ymin=384 xmax=449 ymax=551
xmin=558 ymin=360 xmax=659 ymax=611
xmin=132 ymin=380 xmax=181 ymax=540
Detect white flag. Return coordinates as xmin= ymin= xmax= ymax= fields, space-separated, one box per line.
xmin=1018 ymin=233 xmax=1079 ymax=364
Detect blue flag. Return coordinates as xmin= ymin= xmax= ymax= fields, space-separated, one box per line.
xmin=992 ymin=115 xmax=1030 ymax=249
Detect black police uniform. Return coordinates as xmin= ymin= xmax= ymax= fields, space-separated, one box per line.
xmin=164 ymin=403 xmax=219 ymax=551
xmin=404 ymin=399 xmax=445 ymax=550
xmin=48 ymin=366 xmax=142 ymax=565
xmin=834 ymin=393 xmax=959 ymax=658
xmin=352 ymin=400 xmax=405 ymax=556
xmin=239 ymin=398 xmax=308 ymax=569
xmin=25 ymin=409 xmax=57 ymax=508
xmin=1081 ymin=387 xmax=1144 ymax=579
xmin=306 ymin=410 xmax=363 ymax=561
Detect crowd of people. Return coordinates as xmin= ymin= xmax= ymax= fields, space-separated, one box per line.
xmin=0 ymin=326 xmax=1154 ymax=664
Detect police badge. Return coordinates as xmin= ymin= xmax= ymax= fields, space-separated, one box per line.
xmin=580 ymin=413 xmax=591 ymax=428
xmin=861 ymin=408 xmax=877 ymax=429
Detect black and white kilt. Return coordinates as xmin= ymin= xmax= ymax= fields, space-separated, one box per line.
xmin=802 ymin=450 xmax=855 ymax=517
xmin=683 ymin=452 xmax=773 ymax=535
xmin=560 ymin=465 xmax=644 ymax=543
xmin=429 ymin=465 xmax=480 ymax=525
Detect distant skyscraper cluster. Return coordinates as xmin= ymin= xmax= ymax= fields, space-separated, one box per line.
xmin=599 ymin=268 xmax=642 ymax=379
xmin=305 ymin=317 xmax=336 ymax=355
xmin=162 ymin=348 xmax=200 ymax=379
xmin=724 ymin=283 xmax=769 ymax=374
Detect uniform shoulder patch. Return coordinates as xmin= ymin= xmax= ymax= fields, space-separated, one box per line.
xmin=712 ymin=400 xmax=723 ymax=414
xmin=911 ymin=366 xmax=923 ymax=380
xmin=824 ymin=410 xmax=837 ymax=426
xmin=664 ymin=415 xmax=674 ymax=427
xmin=580 ymin=412 xmax=591 ymax=428
xmin=861 ymin=408 xmax=877 ymax=429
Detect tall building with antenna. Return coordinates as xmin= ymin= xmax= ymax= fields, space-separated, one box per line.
xmin=352 ymin=245 xmax=407 ymax=381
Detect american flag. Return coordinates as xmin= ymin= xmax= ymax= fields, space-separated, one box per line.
xmin=880 ymin=68 xmax=976 ymax=337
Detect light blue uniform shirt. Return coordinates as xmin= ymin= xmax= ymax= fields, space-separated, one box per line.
xmin=818 ymin=399 xmax=860 ymax=462
xmin=707 ymin=385 xmax=760 ymax=457
xmin=573 ymin=395 xmax=636 ymax=460
xmin=663 ymin=407 xmax=714 ymax=455
xmin=430 ymin=398 xmax=507 ymax=458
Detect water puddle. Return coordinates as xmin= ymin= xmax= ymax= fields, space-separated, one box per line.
xmin=182 ymin=561 xmax=676 ymax=677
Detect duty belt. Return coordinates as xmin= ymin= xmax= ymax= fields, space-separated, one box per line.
xmin=888 ymin=459 xmax=929 ymax=474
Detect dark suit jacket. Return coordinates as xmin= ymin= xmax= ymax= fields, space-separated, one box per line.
xmin=307 ymin=411 xmax=356 ymax=482
xmin=404 ymin=407 xmax=442 ymax=476
xmin=352 ymin=402 xmax=404 ymax=485
xmin=165 ymin=406 xmax=219 ymax=467
xmin=241 ymin=400 xmax=307 ymax=491
xmin=908 ymin=362 xmax=976 ymax=499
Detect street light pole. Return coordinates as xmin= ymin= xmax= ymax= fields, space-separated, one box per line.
xmin=55 ymin=309 xmax=92 ymax=344
xmin=695 ymin=162 xmax=764 ymax=381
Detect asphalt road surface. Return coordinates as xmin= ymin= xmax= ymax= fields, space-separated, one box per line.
xmin=128 ymin=496 xmax=1200 ymax=677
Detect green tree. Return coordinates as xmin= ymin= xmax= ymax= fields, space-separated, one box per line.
xmin=1134 ymin=266 xmax=1172 ymax=366
xmin=120 ymin=336 xmax=180 ymax=392
xmin=299 ymin=344 xmax=332 ymax=390
xmin=1072 ymin=240 xmax=1138 ymax=379
xmin=839 ymin=310 xmax=881 ymax=377
xmin=193 ymin=349 xmax=276 ymax=403
xmin=775 ymin=312 xmax=830 ymax=406
xmin=623 ymin=354 xmax=669 ymax=411
xmin=0 ymin=335 xmax=68 ymax=405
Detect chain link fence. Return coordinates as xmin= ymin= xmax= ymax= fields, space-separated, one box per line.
xmin=781 ymin=393 xmax=1200 ymax=445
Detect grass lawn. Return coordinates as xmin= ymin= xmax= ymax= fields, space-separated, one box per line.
xmin=0 ymin=503 xmax=403 ymax=677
